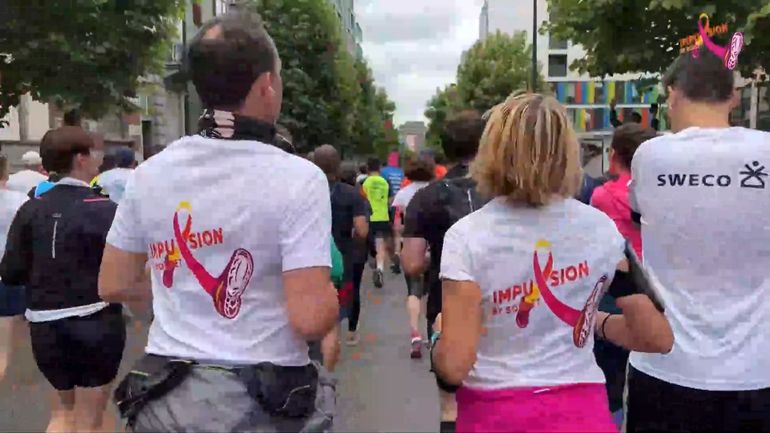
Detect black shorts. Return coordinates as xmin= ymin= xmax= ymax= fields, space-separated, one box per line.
xmin=626 ymin=366 xmax=770 ymax=432
xmin=30 ymin=304 xmax=126 ymax=391
xmin=405 ymin=274 xmax=425 ymax=298
xmin=370 ymin=221 xmax=392 ymax=238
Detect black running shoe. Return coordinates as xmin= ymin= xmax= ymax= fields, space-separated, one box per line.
xmin=373 ymin=269 xmax=384 ymax=288
xmin=390 ymin=255 xmax=401 ymax=274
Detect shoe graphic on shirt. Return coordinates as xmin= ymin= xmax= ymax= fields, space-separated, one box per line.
xmin=172 ymin=202 xmax=254 ymax=319
xmin=531 ymin=240 xmax=608 ymax=348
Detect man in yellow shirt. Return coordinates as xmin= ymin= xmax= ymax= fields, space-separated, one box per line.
xmin=361 ymin=157 xmax=391 ymax=288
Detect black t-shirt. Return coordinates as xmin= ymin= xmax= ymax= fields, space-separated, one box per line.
xmin=329 ymin=181 xmax=368 ymax=262
xmin=403 ymin=164 xmax=470 ymax=305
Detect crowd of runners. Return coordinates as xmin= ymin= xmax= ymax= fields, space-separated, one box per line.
xmin=0 ymin=7 xmax=769 ymax=433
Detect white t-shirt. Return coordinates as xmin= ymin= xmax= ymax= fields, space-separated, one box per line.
xmin=440 ymin=197 xmax=624 ymax=390
xmin=106 ymin=135 xmax=331 ymax=366
xmin=6 ymin=170 xmax=46 ymax=195
xmin=392 ymin=181 xmax=429 ymax=210
xmin=0 ymin=189 xmax=28 ymax=262
xmin=629 ymin=126 xmax=770 ymax=391
xmin=98 ymin=168 xmax=133 ymax=204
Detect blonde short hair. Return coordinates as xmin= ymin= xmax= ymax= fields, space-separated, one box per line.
xmin=471 ymin=93 xmax=582 ymax=206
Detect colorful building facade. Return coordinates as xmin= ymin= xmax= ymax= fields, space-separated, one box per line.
xmin=551 ymin=80 xmax=668 ymax=132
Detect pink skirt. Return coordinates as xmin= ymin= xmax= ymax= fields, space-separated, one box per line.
xmin=456 ymin=382 xmax=617 ymax=433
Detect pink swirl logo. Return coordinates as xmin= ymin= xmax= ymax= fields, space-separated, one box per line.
xmin=692 ymin=13 xmax=743 ymax=71
xmin=172 ymin=202 xmax=254 ymax=319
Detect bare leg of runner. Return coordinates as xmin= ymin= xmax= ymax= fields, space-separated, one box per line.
xmin=439 ymin=390 xmax=458 ymax=432
xmin=74 ymin=384 xmax=114 ymax=432
xmin=47 ymin=390 xmax=75 ymax=433
xmin=374 ymin=237 xmax=387 ymax=288
xmin=0 ymin=317 xmax=12 ymax=380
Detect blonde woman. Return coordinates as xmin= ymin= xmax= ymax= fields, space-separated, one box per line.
xmin=430 ymin=93 xmax=673 ymax=432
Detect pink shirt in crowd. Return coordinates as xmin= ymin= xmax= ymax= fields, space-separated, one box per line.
xmin=590 ymin=172 xmax=642 ymax=258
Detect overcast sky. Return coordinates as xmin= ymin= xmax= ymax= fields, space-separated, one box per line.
xmin=357 ymin=0 xmax=485 ymax=126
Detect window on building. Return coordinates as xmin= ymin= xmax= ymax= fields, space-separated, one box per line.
xmin=594 ymin=82 xmax=605 ymax=103
xmin=549 ymin=36 xmax=568 ymax=50
xmin=548 ymin=54 xmax=568 ymax=78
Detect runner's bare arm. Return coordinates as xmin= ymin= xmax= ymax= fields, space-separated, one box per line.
xmin=597 ymin=294 xmax=673 ymax=353
xmin=284 ymin=267 xmax=339 ymax=340
xmin=432 ymin=279 xmax=482 ymax=385
xmin=98 ymin=244 xmax=151 ymax=303
xmin=353 ymin=215 xmax=368 ymax=240
xmin=402 ymin=238 xmax=428 ymax=275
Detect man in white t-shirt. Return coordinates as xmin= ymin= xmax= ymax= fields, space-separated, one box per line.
xmin=93 ymin=147 xmax=136 ymax=204
xmin=0 ymin=154 xmax=29 ymax=380
xmin=6 ymin=151 xmax=47 ymax=195
xmin=98 ymin=10 xmax=338 ymax=433
xmin=625 ymin=45 xmax=770 ymax=432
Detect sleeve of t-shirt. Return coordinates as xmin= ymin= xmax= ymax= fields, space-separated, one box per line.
xmin=439 ymin=222 xmax=475 ymax=282
xmin=0 ymin=203 xmax=32 ymax=286
xmin=280 ymin=168 xmax=332 ymax=272
xmin=589 ymin=185 xmax=609 ymax=212
xmin=106 ymin=173 xmax=146 ymax=253
xmin=392 ymin=188 xmax=407 ymax=210
xmin=352 ymin=189 xmax=367 ymax=218
xmin=403 ymin=187 xmax=432 ymax=238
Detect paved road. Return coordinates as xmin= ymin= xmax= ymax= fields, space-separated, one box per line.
xmin=0 ymin=267 xmax=440 ymax=432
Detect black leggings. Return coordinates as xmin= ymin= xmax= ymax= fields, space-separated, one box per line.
xmin=348 ymin=262 xmax=365 ymax=332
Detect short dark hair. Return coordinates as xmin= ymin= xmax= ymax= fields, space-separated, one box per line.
xmin=187 ymin=10 xmax=278 ymax=110
xmin=63 ymin=109 xmax=81 ymax=126
xmin=367 ymin=157 xmax=381 ymax=172
xmin=358 ymin=164 xmax=367 ymax=175
xmin=611 ymin=123 xmax=658 ymax=169
xmin=663 ymin=45 xmax=734 ymax=103
xmin=41 ymin=126 xmax=96 ymax=174
xmin=340 ymin=162 xmax=357 ymax=186
xmin=441 ymin=110 xmax=485 ymax=162
xmin=630 ymin=112 xmax=642 ymax=123
xmin=404 ymin=157 xmax=435 ymax=182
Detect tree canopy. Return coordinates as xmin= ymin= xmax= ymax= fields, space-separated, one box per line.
xmin=0 ymin=0 xmax=185 ymax=120
xmin=425 ymin=31 xmax=543 ymax=153
xmin=255 ymin=0 xmax=397 ymax=156
xmin=544 ymin=0 xmax=770 ymax=78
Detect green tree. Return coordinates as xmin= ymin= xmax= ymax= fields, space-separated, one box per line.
xmin=424 ymin=31 xmax=544 ymax=155
xmin=256 ymin=0 xmax=361 ymax=152
xmin=424 ymin=83 xmax=462 ymax=153
xmin=350 ymin=60 xmax=398 ymax=159
xmin=0 ymin=0 xmax=185 ymax=121
xmin=544 ymin=0 xmax=770 ymax=78
xmin=456 ymin=31 xmax=545 ymax=114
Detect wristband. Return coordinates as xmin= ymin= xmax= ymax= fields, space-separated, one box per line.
xmin=430 ymin=331 xmax=441 ymax=348
xmin=600 ymin=313 xmax=614 ymax=340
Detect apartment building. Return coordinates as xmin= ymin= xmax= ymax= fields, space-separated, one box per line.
xmin=479 ymin=0 xmax=667 ymax=138
xmin=328 ymin=0 xmax=364 ymax=59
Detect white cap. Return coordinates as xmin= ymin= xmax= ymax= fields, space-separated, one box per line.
xmin=21 ymin=151 xmax=42 ymax=166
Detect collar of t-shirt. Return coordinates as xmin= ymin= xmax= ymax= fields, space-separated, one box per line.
xmin=57 ymin=177 xmax=91 ymax=188
xmin=445 ymin=163 xmax=470 ymax=179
